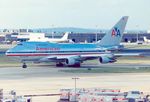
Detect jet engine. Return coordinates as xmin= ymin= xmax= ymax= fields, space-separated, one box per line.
xmin=65 ymin=56 xmax=81 ymax=66
xmin=99 ymin=54 xmax=116 ymax=64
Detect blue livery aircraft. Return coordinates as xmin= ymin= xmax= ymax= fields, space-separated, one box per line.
xmin=6 ymin=16 xmax=128 ymax=68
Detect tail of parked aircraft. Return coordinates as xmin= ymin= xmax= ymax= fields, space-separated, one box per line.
xmin=97 ymin=16 xmax=128 ymax=46
xmin=143 ymin=36 xmax=147 ymax=42
xmin=61 ymin=32 xmax=69 ymax=40
xmin=143 ymin=36 xmax=150 ymax=43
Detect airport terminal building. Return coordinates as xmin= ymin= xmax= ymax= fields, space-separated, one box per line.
xmin=13 ymin=32 xmax=150 ymax=43
xmin=0 ymin=28 xmax=150 ymax=43
xmin=68 ymin=32 xmax=148 ymax=43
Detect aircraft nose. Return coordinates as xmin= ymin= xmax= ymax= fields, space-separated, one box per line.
xmin=5 ymin=50 xmax=10 ymax=56
xmin=5 ymin=49 xmax=14 ymax=56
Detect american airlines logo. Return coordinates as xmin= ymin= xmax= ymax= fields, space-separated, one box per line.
xmin=111 ymin=27 xmax=121 ymax=37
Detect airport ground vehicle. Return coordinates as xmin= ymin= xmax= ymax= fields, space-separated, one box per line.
xmin=126 ymin=91 xmax=144 ymax=102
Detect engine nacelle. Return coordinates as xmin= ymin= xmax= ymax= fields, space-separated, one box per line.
xmin=65 ymin=56 xmax=80 ymax=65
xmin=99 ymin=55 xmax=116 ymax=64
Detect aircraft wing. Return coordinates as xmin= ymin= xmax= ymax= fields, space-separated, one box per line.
xmin=114 ymin=53 xmax=144 ymax=57
xmin=38 ymin=53 xmax=115 ymax=63
xmin=113 ymin=49 xmax=150 ymax=57
xmin=38 ymin=55 xmax=93 ymax=62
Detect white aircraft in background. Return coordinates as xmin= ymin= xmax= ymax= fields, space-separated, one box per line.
xmin=143 ymin=36 xmax=150 ymax=43
xmin=28 ymin=32 xmax=70 ymax=43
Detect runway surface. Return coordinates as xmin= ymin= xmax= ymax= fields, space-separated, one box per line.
xmin=0 ymin=66 xmax=150 ymax=102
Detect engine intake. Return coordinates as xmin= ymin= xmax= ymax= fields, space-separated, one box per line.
xmin=99 ymin=55 xmax=116 ymax=64
xmin=65 ymin=56 xmax=81 ymax=65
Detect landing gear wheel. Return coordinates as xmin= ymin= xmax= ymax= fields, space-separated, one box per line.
xmin=56 ymin=62 xmax=64 ymax=67
xmin=22 ymin=63 xmax=27 ymax=68
xmin=69 ymin=63 xmax=81 ymax=67
xmin=74 ymin=63 xmax=81 ymax=67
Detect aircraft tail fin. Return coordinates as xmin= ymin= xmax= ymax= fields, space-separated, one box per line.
xmin=97 ymin=16 xmax=128 ymax=46
xmin=143 ymin=36 xmax=147 ymax=42
xmin=61 ymin=32 xmax=69 ymax=40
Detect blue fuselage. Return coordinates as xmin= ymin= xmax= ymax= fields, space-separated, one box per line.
xmin=6 ymin=42 xmax=106 ymax=57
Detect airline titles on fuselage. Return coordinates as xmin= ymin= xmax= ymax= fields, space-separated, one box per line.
xmin=36 ymin=47 xmax=60 ymax=51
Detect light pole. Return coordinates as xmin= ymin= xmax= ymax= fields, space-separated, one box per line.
xmin=72 ymin=77 xmax=79 ymax=102
xmin=95 ymin=25 xmax=98 ymax=43
xmin=51 ymin=24 xmax=54 ymax=38
xmin=136 ymin=25 xmax=139 ymax=43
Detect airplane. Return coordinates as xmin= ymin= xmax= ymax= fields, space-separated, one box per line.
xmin=143 ymin=36 xmax=150 ymax=43
xmin=28 ymin=32 xmax=70 ymax=43
xmin=5 ymin=16 xmax=128 ymax=68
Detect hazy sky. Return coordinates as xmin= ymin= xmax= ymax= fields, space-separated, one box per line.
xmin=0 ymin=0 xmax=149 ymax=30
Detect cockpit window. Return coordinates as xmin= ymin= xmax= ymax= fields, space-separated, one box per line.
xmin=17 ymin=43 xmax=23 ymax=45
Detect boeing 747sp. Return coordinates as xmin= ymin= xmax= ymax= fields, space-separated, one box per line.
xmin=6 ymin=16 xmax=128 ymax=68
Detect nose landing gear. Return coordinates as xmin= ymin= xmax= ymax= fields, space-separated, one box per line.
xmin=22 ymin=63 xmax=27 ymax=68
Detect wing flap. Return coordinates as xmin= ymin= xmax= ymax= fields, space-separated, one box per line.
xmin=114 ymin=53 xmax=144 ymax=57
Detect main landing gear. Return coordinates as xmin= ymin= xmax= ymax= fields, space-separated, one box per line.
xmin=56 ymin=62 xmax=64 ymax=67
xmin=68 ymin=63 xmax=81 ymax=67
xmin=22 ymin=63 xmax=27 ymax=68
xmin=56 ymin=62 xmax=81 ymax=67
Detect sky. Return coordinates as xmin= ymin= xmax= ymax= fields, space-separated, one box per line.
xmin=0 ymin=0 xmax=150 ymax=30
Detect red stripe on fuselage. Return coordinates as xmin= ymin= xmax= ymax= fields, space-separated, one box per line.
xmin=6 ymin=53 xmax=104 ymax=56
